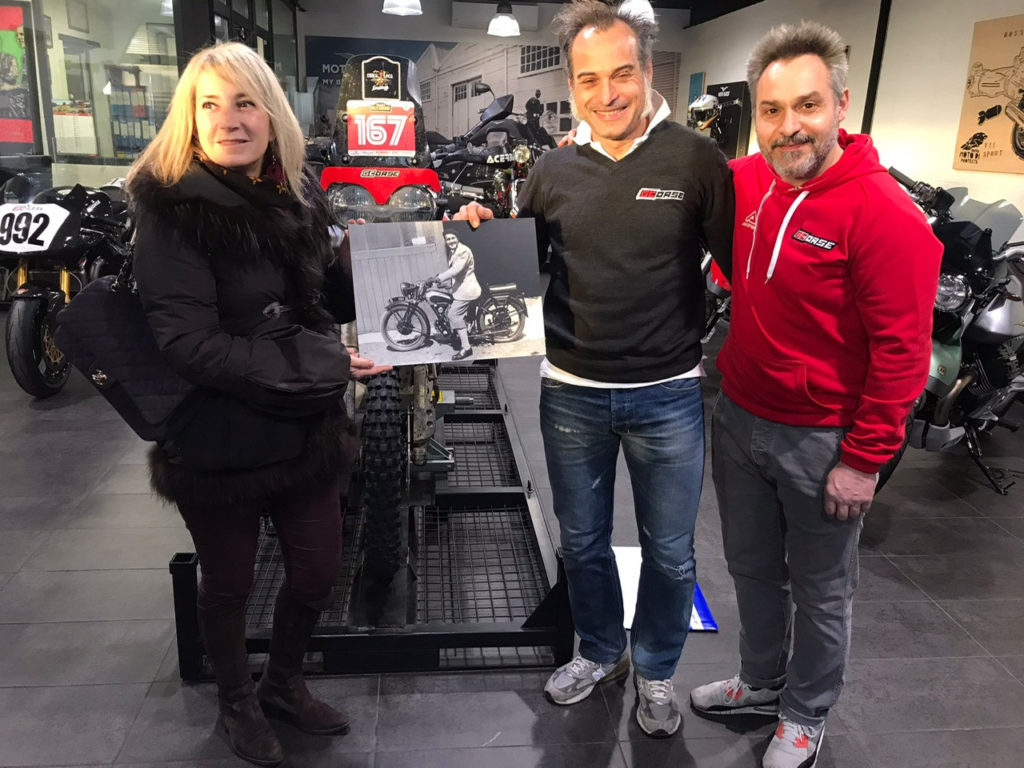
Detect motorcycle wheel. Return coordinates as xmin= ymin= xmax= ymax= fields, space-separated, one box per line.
xmin=4 ymin=299 xmax=71 ymax=398
xmin=478 ymin=298 xmax=526 ymax=342
xmin=360 ymin=370 xmax=407 ymax=583
xmin=1012 ymin=124 xmax=1024 ymax=161
xmin=381 ymin=305 xmax=431 ymax=351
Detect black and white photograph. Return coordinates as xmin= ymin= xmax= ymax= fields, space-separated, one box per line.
xmin=350 ymin=218 xmax=544 ymax=366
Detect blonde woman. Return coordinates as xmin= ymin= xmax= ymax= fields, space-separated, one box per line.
xmin=126 ymin=42 xmax=385 ymax=766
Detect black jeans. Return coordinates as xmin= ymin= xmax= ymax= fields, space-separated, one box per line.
xmin=178 ymin=479 xmax=342 ymax=614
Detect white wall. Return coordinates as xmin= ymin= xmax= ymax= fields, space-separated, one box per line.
xmin=872 ymin=0 xmax=1023 ymax=239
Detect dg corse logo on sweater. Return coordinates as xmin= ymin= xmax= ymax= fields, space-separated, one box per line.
xmin=635 ymin=187 xmax=686 ymax=201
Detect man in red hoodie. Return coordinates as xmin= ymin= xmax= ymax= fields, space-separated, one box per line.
xmin=689 ymin=21 xmax=941 ymax=768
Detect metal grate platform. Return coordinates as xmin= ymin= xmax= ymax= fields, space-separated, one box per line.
xmin=246 ymin=513 xmax=363 ymax=631
xmin=416 ymin=504 xmax=548 ymax=624
xmin=439 ymin=418 xmax=520 ymax=488
xmin=170 ymin=361 xmax=572 ymax=678
xmin=437 ymin=363 xmax=500 ymax=410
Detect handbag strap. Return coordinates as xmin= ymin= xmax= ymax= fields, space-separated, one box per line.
xmin=112 ymin=245 xmax=136 ymax=292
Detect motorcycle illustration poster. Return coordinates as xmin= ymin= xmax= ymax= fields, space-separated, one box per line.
xmin=955 ymin=13 xmax=1024 ymax=173
xmin=349 ymin=219 xmax=545 ymax=366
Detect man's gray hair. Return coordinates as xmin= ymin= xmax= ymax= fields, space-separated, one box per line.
xmin=552 ymin=0 xmax=659 ymax=79
xmin=746 ymin=20 xmax=849 ymax=102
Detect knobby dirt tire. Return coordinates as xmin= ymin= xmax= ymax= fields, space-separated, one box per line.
xmin=360 ymin=370 xmax=406 ymax=582
xmin=5 ymin=299 xmax=70 ymax=398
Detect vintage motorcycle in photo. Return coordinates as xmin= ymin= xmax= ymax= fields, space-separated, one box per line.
xmin=889 ymin=167 xmax=1024 ymax=493
xmin=1 ymin=181 xmax=129 ymax=398
xmin=380 ymin=276 xmax=527 ymax=353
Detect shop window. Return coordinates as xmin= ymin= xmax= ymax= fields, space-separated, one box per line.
xmin=519 ymin=45 xmax=559 ymax=75
xmin=5 ymin=0 xmax=181 ymax=186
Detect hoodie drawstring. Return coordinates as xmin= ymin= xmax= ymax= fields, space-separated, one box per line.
xmin=766 ymin=190 xmax=809 ymax=282
xmin=745 ymin=181 xmax=775 ymax=281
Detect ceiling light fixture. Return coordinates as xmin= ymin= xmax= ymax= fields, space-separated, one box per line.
xmin=382 ymin=0 xmax=422 ymax=16
xmin=618 ymin=0 xmax=656 ymax=22
xmin=487 ymin=1 xmax=520 ymax=37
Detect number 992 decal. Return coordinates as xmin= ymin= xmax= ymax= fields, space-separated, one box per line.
xmin=0 ymin=204 xmax=71 ymax=254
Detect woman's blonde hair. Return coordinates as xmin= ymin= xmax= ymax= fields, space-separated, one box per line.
xmin=126 ymin=42 xmax=307 ymax=201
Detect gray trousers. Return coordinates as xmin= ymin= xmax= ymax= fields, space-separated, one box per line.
xmin=712 ymin=393 xmax=862 ymax=727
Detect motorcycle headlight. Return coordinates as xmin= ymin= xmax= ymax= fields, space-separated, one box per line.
xmin=400 ymin=281 xmax=417 ymax=297
xmin=512 ymin=144 xmax=533 ymax=164
xmin=934 ymin=273 xmax=970 ymax=312
xmin=387 ymin=185 xmax=437 ymax=222
xmin=326 ymin=183 xmax=376 ymax=223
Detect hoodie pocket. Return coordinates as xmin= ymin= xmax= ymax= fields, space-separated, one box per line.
xmin=719 ymin=346 xmax=842 ymax=418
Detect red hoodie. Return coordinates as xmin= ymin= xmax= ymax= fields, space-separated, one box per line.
xmin=718 ymin=131 xmax=942 ymax=474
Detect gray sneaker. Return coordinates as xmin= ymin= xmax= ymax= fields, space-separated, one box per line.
xmin=634 ymin=673 xmax=681 ymax=737
xmin=543 ymin=653 xmax=629 ymax=705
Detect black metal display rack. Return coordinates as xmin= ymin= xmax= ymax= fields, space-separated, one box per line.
xmin=169 ymin=362 xmax=573 ymax=680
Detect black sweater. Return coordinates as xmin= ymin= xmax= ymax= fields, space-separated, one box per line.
xmin=519 ymin=121 xmax=733 ymax=383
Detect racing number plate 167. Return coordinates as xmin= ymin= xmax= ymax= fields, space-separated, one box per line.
xmin=346 ymin=100 xmax=417 ymax=158
xmin=0 ymin=203 xmax=71 ymax=254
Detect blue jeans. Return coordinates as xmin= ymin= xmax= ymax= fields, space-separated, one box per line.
xmin=539 ymin=376 xmax=705 ymax=679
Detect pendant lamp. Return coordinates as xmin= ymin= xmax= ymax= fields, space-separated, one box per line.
xmin=382 ymin=0 xmax=422 ymax=16
xmin=487 ymin=1 xmax=520 ymax=37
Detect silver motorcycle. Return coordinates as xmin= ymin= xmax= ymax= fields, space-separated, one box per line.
xmin=889 ymin=167 xmax=1024 ymax=493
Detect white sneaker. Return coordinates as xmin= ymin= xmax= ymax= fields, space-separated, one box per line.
xmin=762 ymin=715 xmax=825 ymax=768
xmin=689 ymin=674 xmax=781 ymax=716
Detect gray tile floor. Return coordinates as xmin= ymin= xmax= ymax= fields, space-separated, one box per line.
xmin=2 ymin=310 xmax=1023 ymax=768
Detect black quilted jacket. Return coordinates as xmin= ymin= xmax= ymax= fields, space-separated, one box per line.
xmin=130 ymin=162 xmax=357 ymax=508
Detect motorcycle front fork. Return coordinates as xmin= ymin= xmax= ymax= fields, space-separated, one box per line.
xmin=14 ymin=260 xmax=71 ymax=303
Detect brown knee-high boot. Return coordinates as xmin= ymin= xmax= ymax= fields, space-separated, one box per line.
xmin=256 ymin=589 xmax=350 ymax=735
xmin=198 ymin=605 xmax=284 ymax=766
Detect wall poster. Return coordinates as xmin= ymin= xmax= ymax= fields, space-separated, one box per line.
xmin=955 ymin=13 xmax=1024 ymax=173
xmin=0 ymin=1 xmax=42 ymax=154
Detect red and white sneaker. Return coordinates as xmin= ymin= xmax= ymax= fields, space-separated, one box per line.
xmin=689 ymin=674 xmax=781 ymax=716
xmin=763 ymin=715 xmax=824 ymax=768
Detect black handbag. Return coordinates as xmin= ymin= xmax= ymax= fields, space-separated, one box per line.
xmin=54 ymin=257 xmax=197 ymax=442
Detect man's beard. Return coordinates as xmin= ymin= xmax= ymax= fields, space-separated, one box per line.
xmin=763 ymin=119 xmax=839 ymax=183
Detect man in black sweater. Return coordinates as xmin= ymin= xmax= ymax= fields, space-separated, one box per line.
xmin=456 ymin=0 xmax=733 ymax=737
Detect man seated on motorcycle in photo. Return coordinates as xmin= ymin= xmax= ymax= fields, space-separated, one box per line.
xmin=433 ymin=229 xmax=481 ymax=360
xmin=125 ymin=41 xmax=387 ymax=768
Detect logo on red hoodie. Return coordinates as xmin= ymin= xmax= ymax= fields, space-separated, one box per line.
xmin=791 ymin=228 xmax=837 ymax=251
